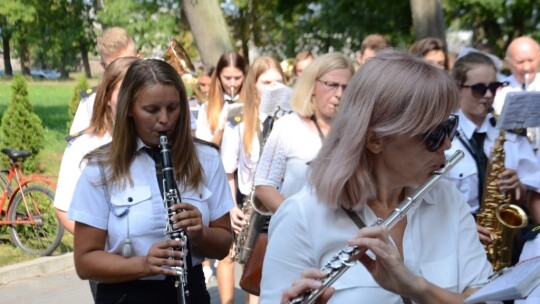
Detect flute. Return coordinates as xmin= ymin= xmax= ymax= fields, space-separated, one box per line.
xmin=290 ymin=150 xmax=464 ymax=304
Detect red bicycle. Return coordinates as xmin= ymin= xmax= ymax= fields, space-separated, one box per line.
xmin=0 ymin=148 xmax=64 ymax=256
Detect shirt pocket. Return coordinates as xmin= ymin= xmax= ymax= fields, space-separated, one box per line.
xmin=419 ymin=253 xmax=458 ymax=292
xmin=446 ymin=164 xmax=478 ymax=204
xmin=181 ymin=186 xmax=212 ymax=224
xmin=110 ymin=185 xmax=154 ymax=236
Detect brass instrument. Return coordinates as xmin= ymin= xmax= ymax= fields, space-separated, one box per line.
xmin=163 ymin=38 xmax=195 ymax=76
xmin=290 ymin=151 xmax=464 ymax=304
xmin=159 ymin=133 xmax=190 ymax=304
xmin=231 ymin=189 xmax=267 ymax=263
xmin=476 ymin=130 xmax=528 ymax=271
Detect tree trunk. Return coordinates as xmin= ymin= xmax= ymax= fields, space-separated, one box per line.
xmin=181 ymin=0 xmax=233 ymax=65
xmin=2 ymin=31 xmax=13 ymax=76
xmin=80 ymin=40 xmax=92 ymax=78
xmin=410 ymin=0 xmax=446 ymax=42
xmin=19 ymin=42 xmax=31 ymax=76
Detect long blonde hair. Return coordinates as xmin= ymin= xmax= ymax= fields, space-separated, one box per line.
xmin=310 ymin=51 xmax=459 ymax=210
xmin=206 ymin=51 xmax=247 ymax=132
xmin=87 ymin=57 xmax=137 ymax=137
xmin=239 ymin=56 xmax=284 ymax=155
xmin=87 ymin=59 xmax=203 ymax=190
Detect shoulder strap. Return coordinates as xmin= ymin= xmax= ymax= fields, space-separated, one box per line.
xmin=98 ymin=163 xmax=129 ymax=217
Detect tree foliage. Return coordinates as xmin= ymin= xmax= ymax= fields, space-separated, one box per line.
xmin=0 ymin=75 xmax=45 ymax=172
xmin=67 ymin=76 xmax=89 ymax=131
xmin=443 ymin=0 xmax=540 ymax=57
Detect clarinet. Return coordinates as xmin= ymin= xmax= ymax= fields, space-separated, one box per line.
xmin=290 ymin=150 xmax=464 ymax=304
xmin=159 ymin=132 xmax=189 ymax=304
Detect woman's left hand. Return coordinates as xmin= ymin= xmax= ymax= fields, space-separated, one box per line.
xmin=497 ymin=169 xmax=523 ymax=200
xmin=349 ymin=225 xmax=420 ymax=297
xmin=169 ymin=203 xmax=205 ymax=243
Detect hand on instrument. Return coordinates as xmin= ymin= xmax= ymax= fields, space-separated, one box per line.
xmin=230 ymin=206 xmax=247 ymax=234
xmin=497 ymin=168 xmax=523 ymax=200
xmin=145 ymin=239 xmax=185 ymax=276
xmin=218 ymin=103 xmax=229 ymax=131
xmin=476 ymin=223 xmax=492 ymax=247
xmin=349 ymin=225 xmax=421 ymax=297
xmin=280 ymin=268 xmax=334 ymax=304
xmin=170 ymin=202 xmax=204 ymax=243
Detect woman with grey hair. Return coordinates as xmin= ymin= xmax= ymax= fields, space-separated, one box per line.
xmin=254 ymin=52 xmax=354 ymax=214
xmin=263 ymin=51 xmax=492 ymax=303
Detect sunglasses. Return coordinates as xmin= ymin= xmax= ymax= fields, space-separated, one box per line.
xmin=461 ymin=81 xmax=507 ymax=98
xmin=422 ymin=114 xmax=459 ymax=152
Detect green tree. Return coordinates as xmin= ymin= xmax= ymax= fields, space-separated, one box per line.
xmin=0 ymin=75 xmax=45 ymax=172
xmin=443 ymin=0 xmax=540 ymax=57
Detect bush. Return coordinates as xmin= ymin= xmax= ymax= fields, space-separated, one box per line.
xmin=66 ymin=75 xmax=89 ymax=131
xmin=0 ymin=75 xmax=45 ymax=172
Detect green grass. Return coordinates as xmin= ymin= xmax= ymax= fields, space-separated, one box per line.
xmin=0 ymin=75 xmax=98 ymax=267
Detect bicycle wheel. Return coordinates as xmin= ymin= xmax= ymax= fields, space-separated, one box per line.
xmin=8 ymin=185 xmax=64 ymax=256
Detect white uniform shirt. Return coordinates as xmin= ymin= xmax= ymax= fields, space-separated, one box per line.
xmin=70 ymin=93 xmax=96 ymax=134
xmin=68 ymin=139 xmax=234 ymax=274
xmin=254 ymin=112 xmax=322 ymax=199
xmin=444 ymin=110 xmax=540 ymax=213
xmin=220 ymin=119 xmax=262 ymax=195
xmin=260 ymin=180 xmax=493 ymax=303
xmin=54 ymin=133 xmax=111 ymax=211
xmin=493 ymin=73 xmax=540 ymax=115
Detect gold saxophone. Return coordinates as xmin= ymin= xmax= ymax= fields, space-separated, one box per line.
xmin=230 ymin=189 xmax=267 ymax=264
xmin=476 ymin=130 xmax=528 ymax=271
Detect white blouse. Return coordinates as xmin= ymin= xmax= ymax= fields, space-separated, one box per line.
xmin=68 ymin=139 xmax=234 ymax=273
xmin=254 ymin=112 xmax=322 ymax=198
xmin=444 ymin=109 xmax=540 ymax=213
xmin=260 ymin=180 xmax=493 ymax=303
xmin=54 ymin=133 xmax=111 ymax=212
xmin=221 ymin=121 xmax=261 ymax=195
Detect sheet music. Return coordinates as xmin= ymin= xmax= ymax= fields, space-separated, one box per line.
xmin=259 ymin=83 xmax=293 ymax=116
xmin=496 ymin=92 xmax=540 ymax=129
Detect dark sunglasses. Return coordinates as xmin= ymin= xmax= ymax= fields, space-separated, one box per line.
xmin=422 ymin=114 xmax=459 ymax=152
xmin=461 ymin=81 xmax=507 ymax=98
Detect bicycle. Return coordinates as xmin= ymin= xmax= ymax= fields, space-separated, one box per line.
xmin=0 ymin=148 xmax=64 ymax=256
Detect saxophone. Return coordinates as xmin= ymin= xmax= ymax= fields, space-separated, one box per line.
xmin=230 ymin=189 xmax=267 ymax=263
xmin=476 ymin=130 xmax=528 ymax=272
xmin=159 ymin=133 xmax=189 ymax=304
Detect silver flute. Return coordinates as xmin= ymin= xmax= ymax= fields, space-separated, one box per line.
xmin=290 ymin=150 xmax=464 ymax=304
xmin=159 ymin=133 xmax=189 ymax=304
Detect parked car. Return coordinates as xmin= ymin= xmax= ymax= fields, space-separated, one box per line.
xmin=30 ymin=69 xmax=60 ymax=79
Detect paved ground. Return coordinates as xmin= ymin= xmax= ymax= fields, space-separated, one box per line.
xmin=0 ymin=253 xmax=247 ymax=303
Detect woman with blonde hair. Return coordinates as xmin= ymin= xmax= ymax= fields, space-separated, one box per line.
xmin=219 ymin=56 xmax=285 ymax=303
xmin=196 ymin=51 xmax=247 ymax=146
xmin=268 ymin=51 xmax=492 ymax=304
xmin=55 ymin=56 xmax=138 ymax=234
xmin=254 ymin=52 xmax=354 ymax=213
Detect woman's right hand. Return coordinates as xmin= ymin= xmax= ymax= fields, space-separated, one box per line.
xmin=230 ymin=206 xmax=247 ymax=234
xmin=280 ymin=268 xmax=334 ymax=304
xmin=144 ymin=239 xmax=185 ymax=276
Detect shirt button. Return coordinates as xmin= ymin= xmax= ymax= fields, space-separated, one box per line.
xmin=128 ymin=197 xmax=133 ymax=202
xmin=199 ymin=194 xmax=203 ymax=199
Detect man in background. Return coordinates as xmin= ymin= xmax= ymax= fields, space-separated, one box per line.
xmin=69 ymin=27 xmax=139 ymax=135
xmin=355 ymin=34 xmax=390 ymax=66
xmin=493 ymin=36 xmax=540 ymax=114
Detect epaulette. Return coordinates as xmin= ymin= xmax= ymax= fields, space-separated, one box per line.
xmin=80 ymin=86 xmax=97 ymax=99
xmin=227 ymin=114 xmax=243 ymax=127
xmin=65 ymin=129 xmax=87 ymax=142
xmin=194 ymin=137 xmax=220 ymax=151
